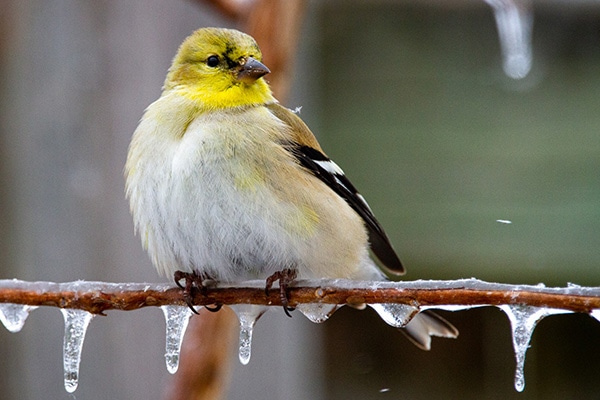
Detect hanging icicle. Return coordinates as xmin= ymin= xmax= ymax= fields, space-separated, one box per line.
xmin=484 ymin=0 xmax=534 ymax=79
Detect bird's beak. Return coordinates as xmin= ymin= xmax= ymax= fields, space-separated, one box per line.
xmin=237 ymin=57 xmax=270 ymax=83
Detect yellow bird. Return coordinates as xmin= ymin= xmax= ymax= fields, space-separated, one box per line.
xmin=125 ymin=27 xmax=457 ymax=349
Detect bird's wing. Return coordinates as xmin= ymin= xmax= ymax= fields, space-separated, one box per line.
xmin=267 ymin=103 xmax=405 ymax=275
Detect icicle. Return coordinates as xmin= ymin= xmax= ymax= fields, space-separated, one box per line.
xmin=0 ymin=303 xmax=38 ymax=333
xmin=369 ymin=303 xmax=419 ymax=328
xmin=161 ymin=305 xmax=193 ymax=374
xmin=484 ymin=0 xmax=533 ymax=79
xmin=61 ymin=309 xmax=94 ymax=393
xmin=297 ymin=303 xmax=339 ymax=323
xmin=498 ymin=305 xmax=571 ymax=392
xmin=230 ymin=305 xmax=268 ymax=365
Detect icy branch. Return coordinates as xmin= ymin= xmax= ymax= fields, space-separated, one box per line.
xmin=0 ymin=279 xmax=599 ymax=315
xmin=3 ymin=278 xmax=600 ymax=393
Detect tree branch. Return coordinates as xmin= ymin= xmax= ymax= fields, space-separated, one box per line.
xmin=1 ymin=279 xmax=599 ymax=315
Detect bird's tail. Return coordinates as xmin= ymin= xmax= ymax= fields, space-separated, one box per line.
xmin=401 ymin=310 xmax=459 ymax=350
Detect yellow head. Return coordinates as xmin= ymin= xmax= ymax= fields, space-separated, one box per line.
xmin=163 ymin=27 xmax=276 ymax=111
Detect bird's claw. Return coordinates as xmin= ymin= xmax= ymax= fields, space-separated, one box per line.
xmin=173 ymin=270 xmax=220 ymax=314
xmin=265 ymin=268 xmax=298 ymax=317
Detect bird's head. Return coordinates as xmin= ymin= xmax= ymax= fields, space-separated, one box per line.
xmin=164 ymin=27 xmax=275 ymax=110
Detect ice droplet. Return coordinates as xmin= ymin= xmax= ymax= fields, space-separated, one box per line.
xmin=61 ymin=309 xmax=94 ymax=393
xmin=484 ymin=0 xmax=533 ymax=79
xmin=297 ymin=303 xmax=339 ymax=323
xmin=369 ymin=303 xmax=419 ymax=328
xmin=230 ymin=305 xmax=267 ymax=365
xmin=0 ymin=303 xmax=38 ymax=333
xmin=161 ymin=305 xmax=193 ymax=374
xmin=498 ymin=305 xmax=571 ymax=392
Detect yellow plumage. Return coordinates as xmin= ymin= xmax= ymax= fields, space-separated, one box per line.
xmin=125 ymin=27 xmax=457 ymax=349
xmin=163 ymin=28 xmax=275 ymax=110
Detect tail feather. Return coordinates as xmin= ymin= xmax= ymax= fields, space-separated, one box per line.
xmin=401 ymin=310 xmax=459 ymax=351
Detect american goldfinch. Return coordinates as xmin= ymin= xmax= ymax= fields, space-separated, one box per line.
xmin=125 ymin=27 xmax=457 ymax=349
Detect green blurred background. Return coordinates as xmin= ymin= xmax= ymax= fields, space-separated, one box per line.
xmin=316 ymin=3 xmax=600 ymax=286
xmin=1 ymin=1 xmax=599 ymax=399
xmin=316 ymin=2 xmax=600 ymax=399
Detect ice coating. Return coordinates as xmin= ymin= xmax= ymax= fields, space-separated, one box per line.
xmin=0 ymin=303 xmax=38 ymax=333
xmin=484 ymin=0 xmax=533 ymax=79
xmin=369 ymin=303 xmax=419 ymax=328
xmin=230 ymin=305 xmax=268 ymax=365
xmin=161 ymin=305 xmax=194 ymax=374
xmin=297 ymin=303 xmax=340 ymax=323
xmin=3 ymin=278 xmax=600 ymax=393
xmin=498 ymin=305 xmax=572 ymax=392
xmin=0 ymin=279 xmax=176 ymax=295
xmin=422 ymin=304 xmax=485 ymax=312
xmin=2 ymin=278 xmax=600 ymax=299
xmin=61 ymin=308 xmax=94 ymax=393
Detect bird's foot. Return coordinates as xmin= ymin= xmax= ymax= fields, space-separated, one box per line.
xmin=265 ymin=268 xmax=298 ymax=317
xmin=174 ymin=270 xmax=222 ymax=314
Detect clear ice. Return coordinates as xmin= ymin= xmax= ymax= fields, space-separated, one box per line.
xmin=484 ymin=0 xmax=533 ymax=79
xmin=498 ymin=305 xmax=571 ymax=392
xmin=161 ymin=305 xmax=194 ymax=374
xmin=0 ymin=303 xmax=38 ymax=333
xmin=61 ymin=308 xmax=94 ymax=393
xmin=230 ymin=305 xmax=268 ymax=365
xmin=297 ymin=303 xmax=339 ymax=323
xmin=369 ymin=303 xmax=419 ymax=328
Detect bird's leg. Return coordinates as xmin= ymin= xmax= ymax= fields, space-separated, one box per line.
xmin=174 ymin=270 xmax=200 ymax=314
xmin=174 ymin=270 xmax=222 ymax=314
xmin=265 ymin=268 xmax=298 ymax=317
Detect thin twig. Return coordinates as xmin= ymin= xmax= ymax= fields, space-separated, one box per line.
xmin=0 ymin=279 xmax=598 ymax=315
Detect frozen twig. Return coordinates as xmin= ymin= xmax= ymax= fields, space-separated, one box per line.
xmin=0 ymin=279 xmax=599 ymax=315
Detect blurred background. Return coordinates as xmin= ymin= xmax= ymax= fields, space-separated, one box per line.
xmin=1 ymin=0 xmax=600 ymax=399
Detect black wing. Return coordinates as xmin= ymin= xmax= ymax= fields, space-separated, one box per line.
xmin=289 ymin=144 xmax=405 ymax=275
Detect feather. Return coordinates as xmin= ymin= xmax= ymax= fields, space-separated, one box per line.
xmin=267 ymin=103 xmax=404 ymax=275
xmin=288 ymin=144 xmax=404 ymax=275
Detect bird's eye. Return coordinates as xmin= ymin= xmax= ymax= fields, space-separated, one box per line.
xmin=206 ymin=55 xmax=219 ymax=67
